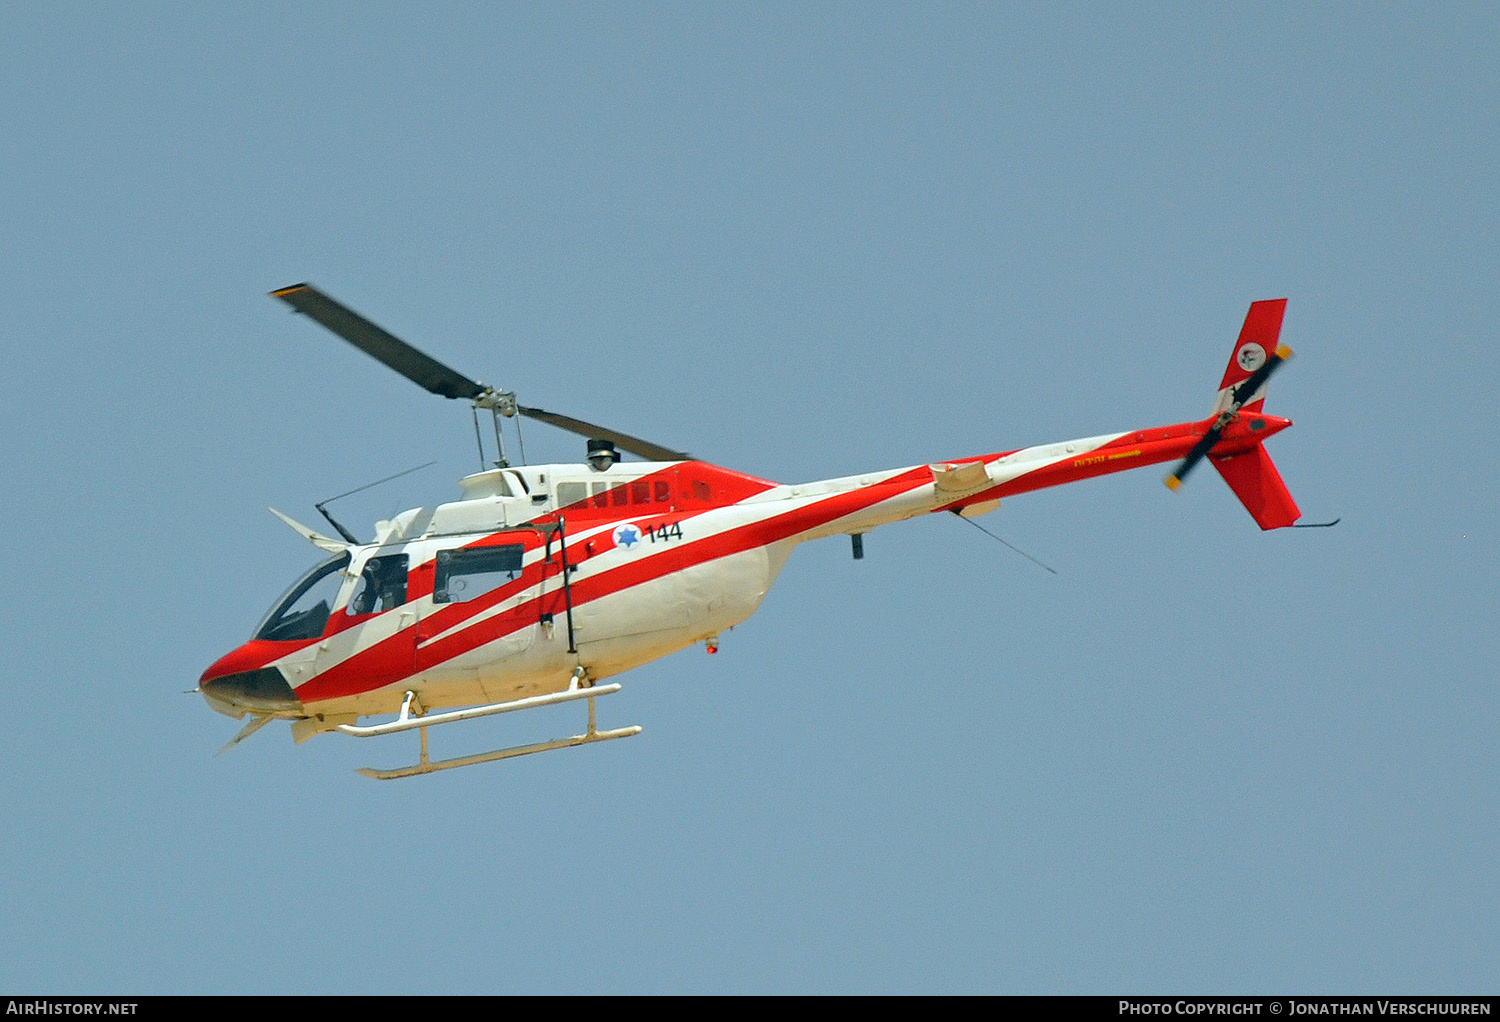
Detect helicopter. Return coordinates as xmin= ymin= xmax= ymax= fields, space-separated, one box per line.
xmin=199 ymin=285 xmax=1317 ymax=778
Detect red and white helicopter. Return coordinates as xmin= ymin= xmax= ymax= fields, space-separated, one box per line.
xmin=200 ymin=285 xmax=1318 ymax=778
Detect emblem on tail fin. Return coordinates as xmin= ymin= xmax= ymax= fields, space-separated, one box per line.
xmin=1236 ymin=343 xmax=1267 ymax=372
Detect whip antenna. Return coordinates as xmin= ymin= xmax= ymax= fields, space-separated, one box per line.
xmin=315 ymin=460 xmax=439 ymax=544
xmin=951 ymin=510 xmax=1058 ymax=575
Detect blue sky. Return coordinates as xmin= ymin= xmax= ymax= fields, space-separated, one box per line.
xmin=2 ymin=3 xmax=1495 ymax=994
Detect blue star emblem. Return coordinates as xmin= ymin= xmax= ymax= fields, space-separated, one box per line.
xmin=614 ymin=525 xmax=640 ymax=549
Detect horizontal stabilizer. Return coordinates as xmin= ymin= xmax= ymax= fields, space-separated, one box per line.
xmin=1211 ymin=447 xmax=1301 ymax=530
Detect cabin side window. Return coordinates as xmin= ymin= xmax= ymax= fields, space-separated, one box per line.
xmin=557 ymin=482 xmax=587 ymax=508
xmin=346 ymin=553 xmax=409 ymax=616
xmin=434 ymin=545 xmax=525 ymax=604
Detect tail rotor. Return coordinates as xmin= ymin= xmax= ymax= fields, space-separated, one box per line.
xmin=1164 ymin=340 xmax=1293 ymax=490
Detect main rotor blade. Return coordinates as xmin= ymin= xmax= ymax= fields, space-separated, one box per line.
xmin=272 ymin=284 xmax=690 ymax=461
xmin=271 ymin=283 xmax=489 ymax=402
xmin=517 ymin=405 xmax=691 ymax=462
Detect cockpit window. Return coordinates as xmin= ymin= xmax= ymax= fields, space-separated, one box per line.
xmin=253 ymin=554 xmax=350 ymax=642
xmin=346 ymin=553 xmax=409 ymax=616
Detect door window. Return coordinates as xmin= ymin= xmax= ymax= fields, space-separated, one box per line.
xmin=434 ymin=545 xmax=525 ymax=604
xmin=346 ymin=553 xmax=410 ymax=615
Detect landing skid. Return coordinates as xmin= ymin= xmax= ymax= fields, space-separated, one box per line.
xmin=337 ymin=676 xmax=641 ymax=780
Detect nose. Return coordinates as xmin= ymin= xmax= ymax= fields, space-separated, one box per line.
xmin=200 ymin=657 xmax=303 ymax=718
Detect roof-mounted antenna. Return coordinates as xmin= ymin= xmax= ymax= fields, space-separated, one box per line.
xmin=315 ymin=461 xmax=438 ymax=545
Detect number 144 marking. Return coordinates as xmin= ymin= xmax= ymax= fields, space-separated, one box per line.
xmin=646 ymin=522 xmax=684 ymax=543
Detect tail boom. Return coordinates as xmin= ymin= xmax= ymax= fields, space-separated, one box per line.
xmin=937 ymin=412 xmax=1294 ymax=507
xmin=776 ymin=300 xmax=1308 ymax=538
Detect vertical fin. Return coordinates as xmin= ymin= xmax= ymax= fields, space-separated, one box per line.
xmin=1213 ymin=299 xmax=1288 ymax=414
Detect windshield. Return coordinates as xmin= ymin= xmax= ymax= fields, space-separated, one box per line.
xmin=252 ymin=553 xmax=351 ymax=642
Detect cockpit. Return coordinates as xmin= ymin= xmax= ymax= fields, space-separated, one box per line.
xmin=252 ymin=554 xmax=349 ymax=642
xmin=251 ymin=550 xmax=417 ymax=643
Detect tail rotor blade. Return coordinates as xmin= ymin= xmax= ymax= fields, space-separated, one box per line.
xmin=1167 ymin=342 xmax=1294 ymax=491
xmin=1164 ymin=425 xmax=1225 ymax=490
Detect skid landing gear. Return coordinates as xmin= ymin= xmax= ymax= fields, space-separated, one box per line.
xmin=338 ymin=675 xmax=641 ymax=780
